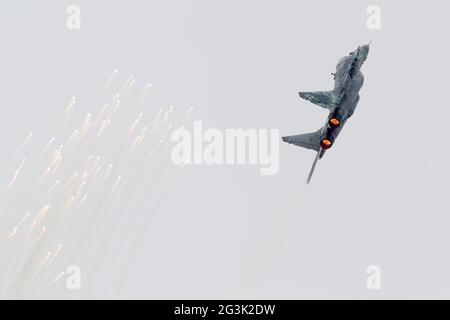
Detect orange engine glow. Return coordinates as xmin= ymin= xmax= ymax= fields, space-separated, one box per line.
xmin=328 ymin=117 xmax=340 ymax=128
xmin=320 ymin=138 xmax=333 ymax=149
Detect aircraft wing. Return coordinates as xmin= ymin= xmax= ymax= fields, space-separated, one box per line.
xmin=299 ymin=91 xmax=339 ymax=111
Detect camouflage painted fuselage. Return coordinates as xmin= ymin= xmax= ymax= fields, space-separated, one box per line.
xmin=281 ymin=43 xmax=370 ymax=183
xmin=284 ymin=43 xmax=370 ymax=158
xmin=323 ymin=46 xmax=368 ymax=156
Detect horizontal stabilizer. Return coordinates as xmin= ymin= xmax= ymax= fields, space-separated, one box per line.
xmin=299 ymin=91 xmax=338 ymax=110
xmin=282 ymin=128 xmax=323 ymax=152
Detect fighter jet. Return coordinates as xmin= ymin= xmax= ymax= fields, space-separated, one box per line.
xmin=282 ymin=42 xmax=370 ymax=184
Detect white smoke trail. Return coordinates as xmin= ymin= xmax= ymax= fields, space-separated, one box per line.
xmin=1 ymin=158 xmax=26 ymax=196
xmin=16 ymin=132 xmax=33 ymax=156
xmin=0 ymin=73 xmax=191 ymax=299
xmin=102 ymin=70 xmax=118 ymax=95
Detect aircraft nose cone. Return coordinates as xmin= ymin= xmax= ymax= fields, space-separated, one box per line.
xmin=359 ymin=43 xmax=370 ymax=61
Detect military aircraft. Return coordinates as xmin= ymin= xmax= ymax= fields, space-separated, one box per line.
xmin=282 ymin=42 xmax=370 ymax=184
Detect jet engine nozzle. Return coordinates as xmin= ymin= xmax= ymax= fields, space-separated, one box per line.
xmin=328 ymin=117 xmax=341 ymax=128
xmin=320 ymin=138 xmax=333 ymax=149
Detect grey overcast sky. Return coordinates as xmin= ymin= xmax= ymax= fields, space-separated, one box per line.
xmin=0 ymin=1 xmax=449 ymax=299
